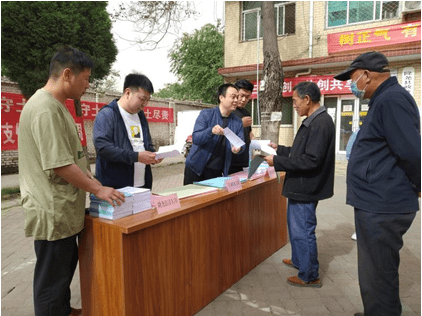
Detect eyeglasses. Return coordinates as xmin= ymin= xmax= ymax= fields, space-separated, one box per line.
xmin=139 ymin=97 xmax=150 ymax=104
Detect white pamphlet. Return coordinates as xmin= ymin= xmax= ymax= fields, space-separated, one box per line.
xmin=250 ymin=140 xmax=277 ymax=156
xmin=223 ymin=127 xmax=245 ymax=148
xmin=155 ymin=145 xmax=181 ymax=160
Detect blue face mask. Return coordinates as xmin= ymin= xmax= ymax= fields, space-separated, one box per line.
xmin=350 ymin=73 xmax=367 ymax=100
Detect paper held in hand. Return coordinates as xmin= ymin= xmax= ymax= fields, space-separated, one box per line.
xmin=250 ymin=140 xmax=277 ymax=156
xmin=223 ymin=127 xmax=245 ymax=148
xmin=155 ymin=145 xmax=181 ymax=160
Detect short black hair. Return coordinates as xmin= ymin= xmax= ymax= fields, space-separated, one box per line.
xmin=123 ymin=73 xmax=154 ymax=94
xmin=217 ymin=83 xmax=238 ymax=103
xmin=293 ymin=81 xmax=321 ymax=103
xmin=234 ymin=79 xmax=254 ymax=93
xmin=49 ymin=46 xmax=93 ymax=78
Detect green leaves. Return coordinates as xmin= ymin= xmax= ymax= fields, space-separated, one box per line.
xmin=1 ymin=1 xmax=117 ymax=99
xmin=158 ymin=22 xmax=224 ymax=104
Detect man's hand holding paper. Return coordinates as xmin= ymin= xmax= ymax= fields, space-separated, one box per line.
xmin=223 ymin=127 xmax=245 ymax=149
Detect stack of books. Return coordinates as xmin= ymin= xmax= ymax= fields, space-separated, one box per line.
xmin=118 ymin=187 xmax=152 ymax=214
xmin=89 ymin=192 xmax=134 ymax=220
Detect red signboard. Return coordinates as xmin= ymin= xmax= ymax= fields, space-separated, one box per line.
xmin=64 ymin=100 xmax=88 ymax=147
xmin=71 ymin=99 xmax=174 ymax=123
xmin=1 ymin=93 xmax=25 ymax=150
xmin=328 ymin=21 xmax=421 ymax=54
xmin=251 ymin=75 xmax=352 ymax=99
xmin=1 ymin=92 xmax=174 ymax=151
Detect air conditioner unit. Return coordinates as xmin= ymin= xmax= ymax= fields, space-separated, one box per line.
xmin=402 ymin=1 xmax=421 ymax=13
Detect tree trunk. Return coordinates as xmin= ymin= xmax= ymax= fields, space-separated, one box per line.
xmin=260 ymin=2 xmax=284 ymax=143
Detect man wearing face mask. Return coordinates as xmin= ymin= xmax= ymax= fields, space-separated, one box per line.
xmin=335 ymin=51 xmax=421 ymax=316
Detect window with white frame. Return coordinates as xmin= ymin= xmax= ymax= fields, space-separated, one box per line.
xmin=242 ymin=1 xmax=296 ymax=41
xmin=327 ymin=1 xmax=400 ymax=28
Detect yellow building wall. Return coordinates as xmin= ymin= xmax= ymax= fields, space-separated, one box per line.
xmin=225 ymin=1 xmax=421 ymax=141
xmin=225 ymin=2 xmax=408 ymax=66
xmin=224 ymin=1 xmax=311 ymax=67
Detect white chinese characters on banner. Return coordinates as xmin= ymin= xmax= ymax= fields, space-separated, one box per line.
xmin=252 ymin=76 xmax=353 ymax=99
xmin=2 ymin=122 xmax=18 ymax=144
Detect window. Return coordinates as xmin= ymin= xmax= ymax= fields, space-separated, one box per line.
xmin=246 ymin=98 xmax=293 ymax=126
xmin=280 ymin=98 xmax=293 ymax=125
xmin=242 ymin=1 xmax=296 ymax=41
xmin=277 ymin=2 xmax=296 ymax=36
xmin=327 ymin=1 xmax=399 ymax=28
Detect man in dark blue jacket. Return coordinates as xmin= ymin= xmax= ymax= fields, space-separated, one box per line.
xmin=184 ymin=83 xmax=244 ymax=185
xmin=93 ymin=74 xmax=161 ymax=189
xmin=264 ymin=82 xmax=335 ymax=288
xmin=335 ymin=51 xmax=421 ymax=316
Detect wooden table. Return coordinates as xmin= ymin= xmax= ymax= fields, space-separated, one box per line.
xmin=79 ymin=174 xmax=287 ymax=316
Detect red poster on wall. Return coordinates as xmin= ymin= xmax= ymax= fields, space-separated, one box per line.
xmin=77 ymin=99 xmax=174 ymax=123
xmin=65 ymin=100 xmax=87 ymax=147
xmin=327 ymin=21 xmax=421 ymax=54
xmin=1 ymin=92 xmax=175 ymax=150
xmin=1 ymin=93 xmax=26 ymax=150
xmin=251 ymin=75 xmax=352 ymax=99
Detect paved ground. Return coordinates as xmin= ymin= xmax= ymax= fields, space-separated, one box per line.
xmin=1 ymin=158 xmax=420 ymax=315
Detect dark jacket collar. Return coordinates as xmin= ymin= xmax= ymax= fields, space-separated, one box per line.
xmin=369 ymin=76 xmax=397 ymax=107
xmin=302 ymin=106 xmax=326 ymax=127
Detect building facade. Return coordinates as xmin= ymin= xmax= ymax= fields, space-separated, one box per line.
xmin=219 ymin=1 xmax=421 ymax=159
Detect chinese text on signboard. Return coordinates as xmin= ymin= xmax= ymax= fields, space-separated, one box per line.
xmin=328 ymin=21 xmax=421 ymax=54
xmin=1 ymin=92 xmax=174 ymax=150
xmin=251 ymin=75 xmax=351 ymax=99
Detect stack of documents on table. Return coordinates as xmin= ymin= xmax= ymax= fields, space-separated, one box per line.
xmin=194 ymin=176 xmax=247 ymax=189
xmin=89 ymin=192 xmax=134 ymax=220
xmin=118 ymin=186 xmax=152 ymax=214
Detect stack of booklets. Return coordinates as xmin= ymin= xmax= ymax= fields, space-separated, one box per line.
xmin=118 ymin=186 xmax=152 ymax=214
xmin=194 ymin=177 xmax=247 ymax=189
xmin=89 ymin=187 xmax=153 ymax=220
xmin=89 ymin=192 xmax=134 ymax=220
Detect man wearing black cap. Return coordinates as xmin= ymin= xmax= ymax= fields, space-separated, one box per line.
xmin=335 ymin=51 xmax=421 ymax=316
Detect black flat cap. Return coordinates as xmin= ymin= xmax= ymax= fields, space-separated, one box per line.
xmin=334 ymin=51 xmax=390 ymax=81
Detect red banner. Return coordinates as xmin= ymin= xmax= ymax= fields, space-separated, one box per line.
xmin=1 ymin=93 xmax=26 ymax=150
xmin=143 ymin=106 xmax=174 ymax=122
xmin=64 ymin=100 xmax=87 ymax=147
xmin=251 ymin=75 xmax=352 ymax=99
xmin=1 ymin=92 xmax=174 ymax=151
xmin=328 ymin=21 xmax=421 ymax=54
xmin=74 ymin=99 xmax=174 ymax=123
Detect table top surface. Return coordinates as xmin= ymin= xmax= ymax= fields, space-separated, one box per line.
xmin=86 ymin=173 xmax=284 ymax=234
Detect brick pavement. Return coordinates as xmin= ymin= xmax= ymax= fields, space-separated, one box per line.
xmin=1 ymin=159 xmax=420 ymax=315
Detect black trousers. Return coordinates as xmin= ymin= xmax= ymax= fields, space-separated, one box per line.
xmin=355 ymin=209 xmax=416 ymax=316
xmin=183 ymin=166 xmax=223 ymax=185
xmin=33 ymin=234 xmax=79 ymax=316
